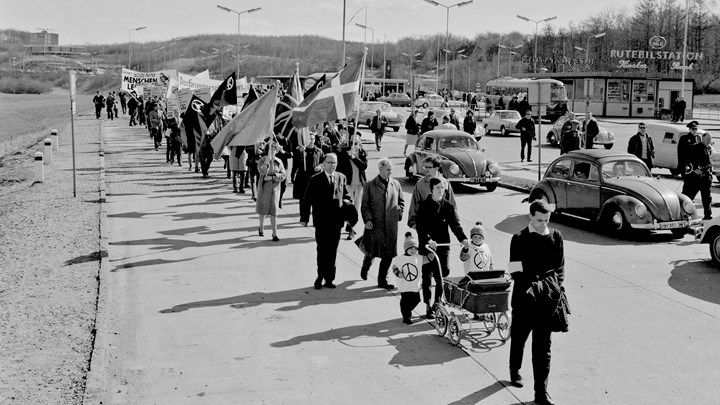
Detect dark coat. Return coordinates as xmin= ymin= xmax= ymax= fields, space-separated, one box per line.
xmin=360 ymin=176 xmax=405 ymax=258
xmin=405 ymin=115 xmax=419 ymax=135
xmin=463 ymin=116 xmax=477 ymax=135
xmin=300 ymin=171 xmax=350 ymax=229
xmin=336 ymin=144 xmax=368 ymax=186
xmin=677 ymin=133 xmax=699 ymax=173
xmin=560 ymin=129 xmax=581 ymax=154
xmin=416 ymin=197 xmax=467 ymax=256
xmin=515 ymin=117 xmax=535 ymax=139
xmin=627 ymin=133 xmax=655 ymax=168
xmin=420 ymin=116 xmax=438 ymax=134
xmin=292 ymin=147 xmax=324 ymax=199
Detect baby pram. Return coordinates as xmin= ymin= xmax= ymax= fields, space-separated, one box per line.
xmin=434 ymin=270 xmax=512 ymax=345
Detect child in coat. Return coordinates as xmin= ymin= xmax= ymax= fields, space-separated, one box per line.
xmin=392 ymin=232 xmax=423 ymax=324
xmin=459 ymin=222 xmax=493 ymax=274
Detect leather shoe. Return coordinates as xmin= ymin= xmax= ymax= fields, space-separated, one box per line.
xmin=534 ymin=392 xmax=555 ymax=405
xmin=510 ymin=371 xmax=524 ymax=388
xmin=323 ymin=282 xmax=337 ymax=289
xmin=314 ymin=278 xmax=322 ymax=290
xmin=704 ymin=215 xmax=713 ymax=220
xmin=378 ymin=283 xmax=395 ymax=290
xmin=360 ymin=269 xmax=368 ymax=281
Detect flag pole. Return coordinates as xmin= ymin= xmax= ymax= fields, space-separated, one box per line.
xmin=353 ymin=47 xmax=369 ymax=149
xmin=295 ymin=62 xmax=308 ymax=172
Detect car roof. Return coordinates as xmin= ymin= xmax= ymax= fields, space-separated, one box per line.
xmin=645 ymin=122 xmax=707 ymax=133
xmin=422 ymin=129 xmax=473 ymax=138
xmin=563 ymin=149 xmax=639 ymax=161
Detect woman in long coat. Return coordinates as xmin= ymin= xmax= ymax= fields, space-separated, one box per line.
xmin=359 ymin=158 xmax=405 ymax=287
xmin=256 ymin=141 xmax=287 ymax=241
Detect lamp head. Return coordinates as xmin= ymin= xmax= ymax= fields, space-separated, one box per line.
xmin=457 ymin=0 xmax=473 ymax=7
xmin=423 ymin=0 xmax=440 ymax=6
xmin=516 ymin=15 xmax=530 ymax=22
xmin=217 ymin=5 xmax=232 ymax=12
xmin=594 ymin=32 xmax=607 ymax=39
xmin=247 ymin=7 xmax=261 ymax=13
xmin=542 ymin=16 xmax=557 ymax=23
xmin=574 ymin=46 xmax=584 ymax=51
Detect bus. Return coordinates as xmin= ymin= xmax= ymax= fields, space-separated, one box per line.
xmin=483 ymin=78 xmax=568 ymax=122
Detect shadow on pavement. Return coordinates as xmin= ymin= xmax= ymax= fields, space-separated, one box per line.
xmin=447 ymin=381 xmax=521 ymax=405
xmin=111 ymin=257 xmax=195 ymax=272
xmin=668 ymin=259 xmax=720 ymax=305
xmin=159 ymin=281 xmax=393 ymax=314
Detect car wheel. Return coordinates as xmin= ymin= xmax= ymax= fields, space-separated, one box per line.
xmin=604 ymin=143 xmax=614 ymax=150
xmin=709 ymin=230 xmax=720 ymax=268
xmin=603 ymin=206 xmax=628 ymax=234
xmin=485 ymin=182 xmax=498 ymax=192
xmin=423 ymin=102 xmax=428 ymax=108
xmin=393 ymin=126 xmax=400 ymax=132
xmin=500 ymin=125 xmax=506 ymax=136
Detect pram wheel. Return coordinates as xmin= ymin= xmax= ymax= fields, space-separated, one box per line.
xmin=496 ymin=311 xmax=511 ymax=341
xmin=447 ymin=314 xmax=463 ymax=346
xmin=482 ymin=312 xmax=497 ymax=334
xmin=434 ymin=307 xmax=449 ymax=336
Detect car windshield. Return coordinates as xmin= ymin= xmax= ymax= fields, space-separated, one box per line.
xmin=438 ymin=136 xmax=478 ymax=150
xmin=499 ymin=111 xmax=520 ymax=119
xmin=601 ymin=160 xmax=651 ymax=178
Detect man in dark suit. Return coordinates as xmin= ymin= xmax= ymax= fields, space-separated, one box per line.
xmin=300 ymin=153 xmax=351 ymax=289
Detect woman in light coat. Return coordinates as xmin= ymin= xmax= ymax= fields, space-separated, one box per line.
xmin=256 ymin=141 xmax=287 ymax=241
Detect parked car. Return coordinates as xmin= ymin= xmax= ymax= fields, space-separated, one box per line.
xmin=404 ymin=129 xmax=501 ymax=191
xmin=528 ymin=150 xmax=702 ymax=235
xmin=483 ymin=110 xmax=522 ymax=136
xmin=415 ymin=94 xmax=448 ymax=109
xmin=349 ymin=101 xmax=403 ymax=132
xmin=380 ymin=93 xmax=412 ymax=107
xmin=642 ymin=122 xmax=720 ymax=178
xmin=696 ymin=216 xmax=720 ymax=267
xmin=546 ymin=114 xmax=615 ymax=149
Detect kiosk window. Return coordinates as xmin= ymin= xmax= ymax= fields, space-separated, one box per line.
xmin=607 ymin=79 xmax=630 ymax=102
xmin=633 ymin=80 xmax=655 ymax=102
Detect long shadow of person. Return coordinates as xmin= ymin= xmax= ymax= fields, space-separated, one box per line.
xmin=668 ymin=258 xmax=720 ymax=305
xmin=159 ymin=281 xmax=392 ymax=314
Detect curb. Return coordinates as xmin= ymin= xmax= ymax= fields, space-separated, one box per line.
xmin=83 ymin=123 xmax=109 ymax=405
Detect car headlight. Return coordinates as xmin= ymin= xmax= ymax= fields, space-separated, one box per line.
xmin=634 ymin=203 xmax=647 ymax=218
xmin=682 ymin=199 xmax=696 ymax=214
xmin=449 ymin=164 xmax=460 ymax=175
xmin=487 ymin=162 xmax=500 ymax=175
xmin=607 ymin=131 xmax=615 ymax=141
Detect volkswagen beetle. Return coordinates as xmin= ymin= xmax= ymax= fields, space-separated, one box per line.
xmin=528 ymin=150 xmax=702 ymax=235
xmin=404 ymin=130 xmax=501 ymax=191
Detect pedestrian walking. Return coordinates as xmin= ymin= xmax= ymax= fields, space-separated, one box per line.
xmin=105 ymin=92 xmax=115 ymax=120
xmin=448 ymin=108 xmax=460 ymax=130
xmin=127 ymin=95 xmax=138 ymax=126
xmin=560 ymin=119 xmax=581 ymax=154
xmin=358 ymin=158 xmax=405 ymax=289
xmin=516 ymin=110 xmax=536 ymax=162
xmin=459 ymin=222 xmax=493 ymax=274
xmin=462 ymin=110 xmax=477 ymax=136
xmin=300 ymin=154 xmax=351 ymax=290
xmin=112 ymin=91 xmax=119 ymax=118
xmin=92 ymin=91 xmax=104 ymax=119
xmin=416 ymin=177 xmax=469 ymax=318
xmin=119 ymin=92 xmax=127 ymax=115
xmin=370 ymin=109 xmax=388 ymax=151
xmin=584 ymin=111 xmax=599 ymax=149
xmin=336 ymin=129 xmax=367 ymax=240
xmin=391 ymin=232 xmax=422 ymax=324
xmin=678 ymin=121 xmax=701 ymax=184
xmin=292 ymin=134 xmax=325 ymax=201
xmin=256 ymin=142 xmax=287 ymax=241
xmin=166 ymin=116 xmax=182 ymax=166
xmin=148 ymin=104 xmax=162 ymax=151
xmin=230 ymin=146 xmax=247 ymax=193
xmin=508 ymin=199 xmax=565 ymax=405
xmin=684 ymin=132 xmax=714 ymax=220
xmin=137 ymin=96 xmax=146 ymax=127
xmin=420 ymin=110 xmax=438 ymax=134
xmin=407 ymin=156 xmax=456 ymax=230
xmin=404 ymin=110 xmax=420 ymax=156
xmin=627 ymin=122 xmax=655 ymax=170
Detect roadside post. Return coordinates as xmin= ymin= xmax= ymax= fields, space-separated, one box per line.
xmin=50 ymin=129 xmax=58 ymax=151
xmin=43 ymin=138 xmax=53 ymax=164
xmin=529 ymin=81 xmax=551 ymax=180
xmin=69 ymin=70 xmax=77 ymax=197
xmin=34 ymin=152 xmax=44 ymax=183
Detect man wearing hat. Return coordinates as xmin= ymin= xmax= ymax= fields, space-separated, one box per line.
xmin=678 ymin=121 xmax=701 ymax=189
xmin=420 ymin=110 xmax=439 ymax=134
xmin=560 ymin=119 xmax=581 ymax=154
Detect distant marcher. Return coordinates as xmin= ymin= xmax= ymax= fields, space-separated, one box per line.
xmin=92 ymin=91 xmax=104 ymax=119
xmin=274 ymin=133 xmax=292 ymax=207
xmin=148 ymin=104 xmax=162 ymax=151
xmin=584 ymin=111 xmax=599 ymax=149
xmin=256 ymin=143 xmax=287 ymax=241
xmin=392 ymin=232 xmax=423 ymax=324
xmin=416 ymin=177 xmax=469 ymax=318
xmin=358 ymin=158 xmax=405 ymax=289
xmin=168 ymin=117 xmax=182 ymax=166
xmin=230 ymin=146 xmax=247 ymax=193
xmin=370 ymin=109 xmax=388 ymax=151
xmin=448 ymin=108 xmax=460 ymax=130
xmin=627 ymin=122 xmax=655 ymax=170
xmin=336 ymin=129 xmax=367 ymax=240
xmin=516 ymin=110 xmax=536 ymax=162
xmin=127 ymin=95 xmax=138 ymax=126
xmin=420 ymin=110 xmax=438 ymax=134
xmin=463 ymin=110 xmax=477 ymax=136
xmin=292 ymin=134 xmax=325 ymax=201
xmin=137 ymin=96 xmax=146 ymax=126
xmin=112 ymin=92 xmax=119 ymax=118
xmin=119 ymin=92 xmax=127 ymax=114
xmin=300 ymin=154 xmax=351 ymax=289
xmin=404 ymin=110 xmax=420 ymax=155
xmin=508 ymin=199 xmax=565 ymax=405
xmin=246 ymin=142 xmax=264 ymax=200
xmin=105 ymin=92 xmax=115 ymax=120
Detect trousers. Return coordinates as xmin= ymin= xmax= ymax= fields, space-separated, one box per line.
xmin=683 ymin=173 xmax=712 ymax=218
xmin=520 ymin=136 xmax=533 ymax=161
xmin=315 ymin=226 xmax=341 ymax=283
xmin=400 ymin=292 xmax=421 ymax=319
xmin=421 ymin=247 xmax=449 ymax=305
xmin=509 ymin=310 xmax=552 ymax=395
xmin=360 ymin=255 xmax=392 ymax=284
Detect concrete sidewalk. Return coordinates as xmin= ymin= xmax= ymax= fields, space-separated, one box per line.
xmin=86 ymin=119 xmax=527 ymax=404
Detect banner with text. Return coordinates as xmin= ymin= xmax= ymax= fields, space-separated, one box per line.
xmin=120 ymin=68 xmax=178 ymax=94
xmin=178 ymin=72 xmax=222 ymax=93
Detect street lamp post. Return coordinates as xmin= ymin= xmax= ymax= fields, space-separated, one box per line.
xmin=128 ymin=26 xmax=147 ymax=68
xmin=516 ymin=14 xmax=556 ymax=73
xmin=345 ymin=6 xmax=367 ymax=66
xmin=498 ymin=44 xmax=522 ymax=76
xmin=355 ymin=23 xmax=375 ymax=79
xmin=574 ymin=32 xmax=606 ymax=64
xmin=423 ymin=0 xmax=473 ymax=91
xmin=217 ymin=5 xmax=262 ymax=77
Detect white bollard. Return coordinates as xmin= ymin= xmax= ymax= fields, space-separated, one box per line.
xmin=43 ymin=138 xmax=53 ymax=164
xmin=34 ymin=151 xmax=44 ymax=183
xmin=50 ymin=129 xmax=58 ymax=151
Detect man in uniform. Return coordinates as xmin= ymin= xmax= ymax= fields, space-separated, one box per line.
xmin=560 ymin=119 xmax=581 ymax=154
xmin=678 ymin=121 xmax=701 ymax=189
xmin=684 ymin=132 xmax=713 ymax=220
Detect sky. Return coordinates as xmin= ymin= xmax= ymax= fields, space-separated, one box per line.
xmin=0 ymin=0 xmax=633 ymax=46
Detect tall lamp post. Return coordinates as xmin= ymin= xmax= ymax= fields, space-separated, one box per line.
xmin=345 ymin=6 xmax=367 ymax=66
xmin=128 ymin=26 xmax=147 ymax=68
xmin=423 ymin=0 xmax=473 ymax=91
xmin=151 ymin=48 xmax=160 ymax=71
xmin=355 ymin=23 xmax=375 ymax=78
xmin=516 ymin=14 xmax=556 ymax=73
xmin=574 ymin=32 xmax=606 ymax=64
xmin=498 ymin=44 xmax=522 ymax=76
xmin=217 ymin=5 xmax=262 ymax=76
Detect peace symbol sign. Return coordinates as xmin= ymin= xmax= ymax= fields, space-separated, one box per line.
xmin=473 ymin=250 xmax=488 ymax=269
xmin=401 ymin=263 xmax=419 ymax=281
xmin=226 ymin=77 xmax=234 ymax=91
xmin=191 ymin=100 xmax=204 ymax=113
